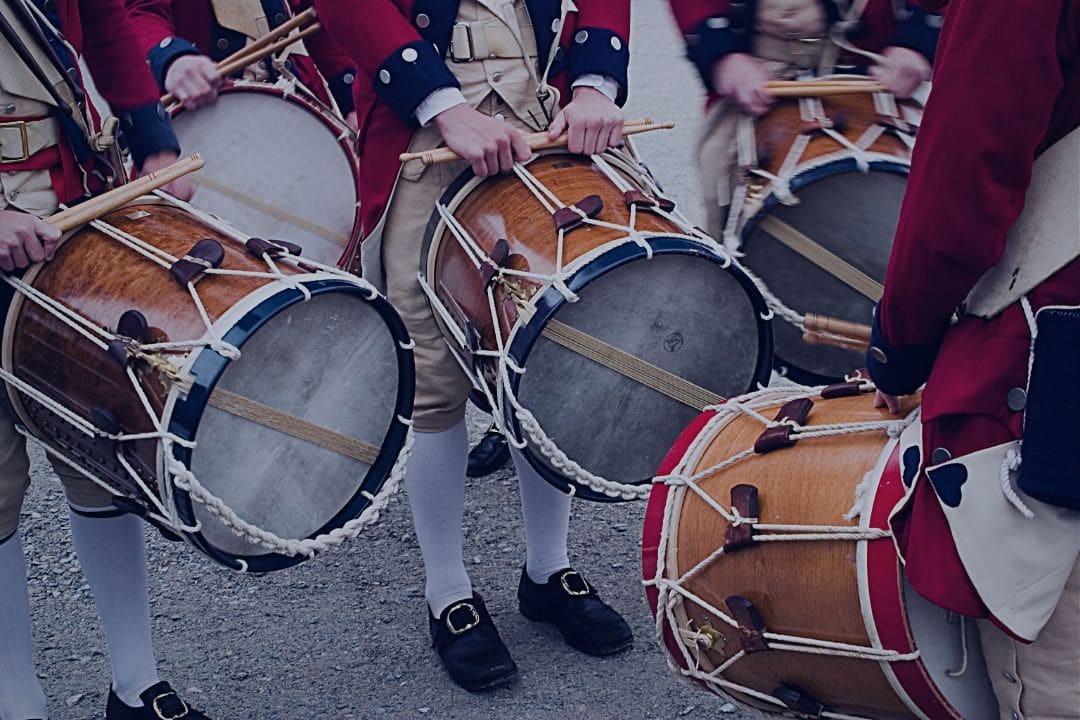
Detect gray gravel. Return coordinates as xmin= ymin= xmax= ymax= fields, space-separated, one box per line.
xmin=22 ymin=2 xmax=770 ymax=718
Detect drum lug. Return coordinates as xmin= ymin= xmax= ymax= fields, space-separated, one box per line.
xmin=245 ymin=237 xmax=303 ymax=260
xmin=725 ymin=595 xmax=769 ymax=654
xmin=552 ymin=194 xmax=603 ymax=232
xmin=773 ymin=684 xmax=827 ymax=719
xmin=754 ymin=398 xmax=813 ymax=453
xmin=724 ymin=484 xmax=759 ymax=551
xmin=170 ymin=239 xmax=225 ymax=286
xmin=106 ymin=310 xmax=150 ymax=368
xmin=479 ymin=238 xmax=511 ymax=289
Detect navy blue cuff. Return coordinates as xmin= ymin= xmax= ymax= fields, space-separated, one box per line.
xmin=147 ymin=36 xmax=201 ymax=92
xmin=892 ymin=8 xmax=942 ymax=65
xmin=120 ymin=102 xmax=181 ymax=169
xmin=327 ymin=69 xmax=357 ymax=115
xmin=683 ymin=15 xmax=753 ymax=89
xmin=375 ymin=40 xmax=460 ymax=126
xmin=865 ymin=306 xmax=941 ymax=396
xmin=566 ymin=27 xmax=630 ymax=106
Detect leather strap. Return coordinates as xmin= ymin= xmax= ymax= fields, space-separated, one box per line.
xmin=450 ymin=20 xmax=538 ymax=62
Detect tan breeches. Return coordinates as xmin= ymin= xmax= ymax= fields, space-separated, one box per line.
xmin=380 ymin=95 xmax=533 ymax=432
xmin=979 ymin=555 xmax=1080 ymax=720
xmin=0 ymin=401 xmax=113 ymax=539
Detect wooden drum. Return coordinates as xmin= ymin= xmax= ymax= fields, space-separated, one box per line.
xmin=2 ymin=196 xmax=414 ymax=572
xmin=642 ymin=384 xmax=998 ymax=719
xmin=725 ymin=82 xmax=921 ymax=384
xmin=421 ymin=149 xmax=773 ymax=502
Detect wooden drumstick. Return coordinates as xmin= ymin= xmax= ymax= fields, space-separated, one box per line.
xmin=47 ymin=155 xmax=204 ymax=232
xmin=766 ymin=79 xmax=884 ymax=97
xmin=801 ymin=312 xmax=872 ymax=353
xmin=160 ymin=13 xmax=320 ymax=106
xmin=398 ymin=119 xmax=675 ymax=166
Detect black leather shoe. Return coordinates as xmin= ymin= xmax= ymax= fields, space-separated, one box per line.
xmin=466 ymin=428 xmax=510 ymax=477
xmin=518 ymin=567 xmax=633 ymax=656
xmin=429 ymin=594 xmax=518 ymax=692
xmin=106 ymin=681 xmax=210 ymax=719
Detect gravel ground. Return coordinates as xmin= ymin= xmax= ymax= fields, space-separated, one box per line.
xmin=23 ymin=2 xmax=770 ymax=719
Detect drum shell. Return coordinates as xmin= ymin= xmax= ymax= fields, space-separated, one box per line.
xmin=643 ymin=391 xmax=988 ymax=719
xmin=424 ymin=153 xmax=773 ymax=501
xmin=737 ymin=92 xmax=917 ymax=383
xmin=3 ymin=202 xmax=414 ymax=572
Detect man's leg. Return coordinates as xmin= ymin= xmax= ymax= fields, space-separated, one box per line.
xmin=979 ymin=555 xmax=1080 ymax=720
xmin=0 ymin=405 xmax=48 ymax=720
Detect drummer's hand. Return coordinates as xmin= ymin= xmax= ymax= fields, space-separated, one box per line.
xmin=433 ymin=104 xmax=531 ymax=177
xmin=873 ymin=390 xmax=903 ymax=415
xmin=713 ymin=53 xmax=772 ymax=116
xmin=165 ymin=55 xmax=222 ymax=111
xmin=547 ymin=86 xmax=623 ymax=156
xmin=345 ymin=110 xmax=358 ymax=132
xmin=140 ymin=151 xmax=196 ymax=201
xmin=870 ymin=47 xmax=930 ymax=100
xmin=0 ymin=209 xmax=61 ymax=271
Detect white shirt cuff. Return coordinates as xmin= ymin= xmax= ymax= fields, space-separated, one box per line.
xmin=415 ymin=87 xmax=467 ymax=127
xmin=571 ymin=74 xmax=620 ymax=101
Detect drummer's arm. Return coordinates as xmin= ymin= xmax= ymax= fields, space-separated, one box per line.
xmin=289 ymin=0 xmax=357 ymax=125
xmin=869 ymin=4 xmax=940 ymax=99
xmin=668 ymin=0 xmax=770 ymax=114
xmin=81 ymin=0 xmax=191 ymax=198
xmin=868 ymin=0 xmax=1065 ymax=401
xmin=0 ymin=211 xmax=61 ymax=272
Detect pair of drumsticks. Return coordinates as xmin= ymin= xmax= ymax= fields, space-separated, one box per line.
xmin=160 ymin=8 xmax=320 ymax=107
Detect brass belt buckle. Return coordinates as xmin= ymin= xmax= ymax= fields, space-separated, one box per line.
xmin=449 ymin=22 xmax=475 ymax=62
xmin=0 ymin=121 xmax=30 ymax=164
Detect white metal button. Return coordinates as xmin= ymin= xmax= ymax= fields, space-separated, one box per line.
xmin=402 ymin=47 xmax=419 ymax=62
xmin=575 ymin=30 xmax=588 ymax=44
xmin=379 ymin=69 xmax=391 ymax=84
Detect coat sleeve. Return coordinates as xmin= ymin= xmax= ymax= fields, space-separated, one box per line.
xmin=312 ymin=0 xmax=458 ymax=125
xmin=81 ymin=0 xmax=179 ymax=167
xmin=667 ymin=0 xmax=751 ymax=88
xmin=869 ymin=0 xmax=1067 ymax=393
xmin=124 ymin=0 xmax=202 ymax=91
xmin=567 ymin=0 xmax=631 ymax=102
xmin=289 ymin=0 xmax=356 ymax=114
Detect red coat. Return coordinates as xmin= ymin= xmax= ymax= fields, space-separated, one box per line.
xmin=125 ymin=0 xmax=357 ymax=114
xmin=4 ymin=0 xmax=178 ymax=203
xmin=311 ymin=0 xmax=632 ymax=242
xmin=667 ymin=0 xmax=941 ymax=102
xmin=870 ymin=0 xmax=1080 ymax=616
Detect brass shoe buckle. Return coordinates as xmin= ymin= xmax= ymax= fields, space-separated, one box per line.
xmin=559 ymin=570 xmax=590 ymax=597
xmin=152 ymin=692 xmax=189 ymax=720
xmin=446 ymin=601 xmax=481 ymax=635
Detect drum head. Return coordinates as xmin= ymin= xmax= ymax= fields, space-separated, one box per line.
xmin=742 ymin=165 xmax=906 ymax=383
xmin=513 ymin=248 xmax=769 ymax=499
xmin=183 ymin=287 xmax=407 ymax=569
xmin=902 ymin=578 xmax=999 ymax=718
xmin=170 ymin=89 xmax=358 ymax=267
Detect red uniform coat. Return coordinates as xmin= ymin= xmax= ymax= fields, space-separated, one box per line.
xmin=312 ymin=0 xmax=632 ymax=242
xmin=871 ymin=0 xmax=1080 ymax=617
xmin=667 ymin=0 xmax=941 ymax=103
xmin=125 ymin=0 xmax=356 ymax=114
xmin=4 ymin=0 xmax=178 ymax=203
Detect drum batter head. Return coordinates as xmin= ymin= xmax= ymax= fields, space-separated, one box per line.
xmin=743 ymin=165 xmax=907 ymax=384
xmin=179 ymin=287 xmax=408 ymax=569
xmin=513 ymin=248 xmax=769 ymax=498
xmin=170 ymin=87 xmax=359 ymax=267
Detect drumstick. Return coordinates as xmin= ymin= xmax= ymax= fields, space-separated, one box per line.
xmin=801 ymin=313 xmax=872 ymax=353
xmin=160 ymin=15 xmax=320 ymax=106
xmin=398 ymin=119 xmax=675 ymax=166
xmin=47 ymin=155 xmax=204 ymax=232
xmin=766 ymin=79 xmax=884 ymax=97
